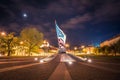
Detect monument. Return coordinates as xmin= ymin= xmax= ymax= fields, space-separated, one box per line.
xmin=55 ymin=21 xmax=66 ymax=53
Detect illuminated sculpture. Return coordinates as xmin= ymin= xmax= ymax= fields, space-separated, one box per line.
xmin=55 ymin=21 xmax=66 ymax=53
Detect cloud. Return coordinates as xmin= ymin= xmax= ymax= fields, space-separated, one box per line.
xmin=46 ymin=2 xmax=73 ymax=15
xmin=45 ymin=0 xmax=92 ymax=15
xmin=0 ymin=0 xmax=120 ymax=46
xmin=93 ymin=1 xmax=120 ymax=23
xmin=0 ymin=4 xmax=16 ymax=22
xmin=61 ymin=13 xmax=92 ymax=29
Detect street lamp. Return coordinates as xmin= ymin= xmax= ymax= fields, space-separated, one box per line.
xmin=74 ymin=47 xmax=77 ymax=55
xmin=20 ymin=41 xmax=24 ymax=45
xmin=65 ymin=43 xmax=70 ymax=48
xmin=1 ymin=32 xmax=6 ymax=36
xmin=65 ymin=43 xmax=70 ymax=53
xmin=81 ymin=45 xmax=85 ymax=48
xmin=80 ymin=45 xmax=85 ymax=53
xmin=74 ymin=47 xmax=77 ymax=50
xmin=19 ymin=41 xmax=26 ymax=56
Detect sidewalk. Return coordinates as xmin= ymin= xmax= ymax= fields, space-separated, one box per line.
xmin=48 ymin=62 xmax=72 ymax=80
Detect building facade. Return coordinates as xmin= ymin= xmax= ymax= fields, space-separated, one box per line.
xmin=100 ymin=34 xmax=120 ymax=47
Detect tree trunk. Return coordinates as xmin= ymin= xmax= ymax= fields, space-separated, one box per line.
xmin=7 ymin=44 xmax=11 ymax=56
xmin=28 ymin=49 xmax=31 ymax=56
xmin=114 ymin=52 xmax=116 ymax=56
xmin=7 ymin=50 xmax=11 ymax=56
xmin=28 ymin=46 xmax=31 ymax=56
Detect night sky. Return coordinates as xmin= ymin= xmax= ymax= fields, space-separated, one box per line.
xmin=0 ymin=0 xmax=120 ymax=47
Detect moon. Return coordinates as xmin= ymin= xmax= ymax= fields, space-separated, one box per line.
xmin=23 ymin=13 xmax=27 ymax=18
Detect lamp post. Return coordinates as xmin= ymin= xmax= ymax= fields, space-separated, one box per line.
xmin=65 ymin=43 xmax=70 ymax=53
xmin=19 ymin=41 xmax=25 ymax=56
xmin=74 ymin=47 xmax=77 ymax=55
xmin=20 ymin=41 xmax=23 ymax=45
xmin=81 ymin=45 xmax=85 ymax=53
xmin=81 ymin=45 xmax=85 ymax=49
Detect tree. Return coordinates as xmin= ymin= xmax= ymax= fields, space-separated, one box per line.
xmin=20 ymin=27 xmax=44 ymax=56
xmin=0 ymin=32 xmax=18 ymax=56
xmin=93 ymin=47 xmax=101 ymax=55
xmin=100 ymin=46 xmax=110 ymax=55
xmin=116 ymin=39 xmax=120 ymax=53
xmin=100 ymin=39 xmax=120 ymax=56
xmin=111 ymin=39 xmax=120 ymax=56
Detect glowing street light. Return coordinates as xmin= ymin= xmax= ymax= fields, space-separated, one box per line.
xmin=1 ymin=32 xmax=6 ymax=36
xmin=81 ymin=45 xmax=85 ymax=48
xmin=42 ymin=40 xmax=49 ymax=47
xmin=20 ymin=41 xmax=24 ymax=45
xmin=43 ymin=40 xmax=47 ymax=44
xmin=65 ymin=43 xmax=70 ymax=52
xmin=65 ymin=43 xmax=70 ymax=48
xmin=74 ymin=47 xmax=77 ymax=55
xmin=74 ymin=47 xmax=77 ymax=50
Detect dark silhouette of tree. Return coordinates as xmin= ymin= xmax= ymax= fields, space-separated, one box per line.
xmin=100 ymin=39 xmax=120 ymax=56
xmin=0 ymin=32 xmax=18 ymax=56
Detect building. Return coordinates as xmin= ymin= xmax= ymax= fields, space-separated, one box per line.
xmin=100 ymin=34 xmax=120 ymax=47
xmin=83 ymin=45 xmax=95 ymax=54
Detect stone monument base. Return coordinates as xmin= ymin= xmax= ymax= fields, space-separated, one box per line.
xmin=58 ymin=48 xmax=66 ymax=53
